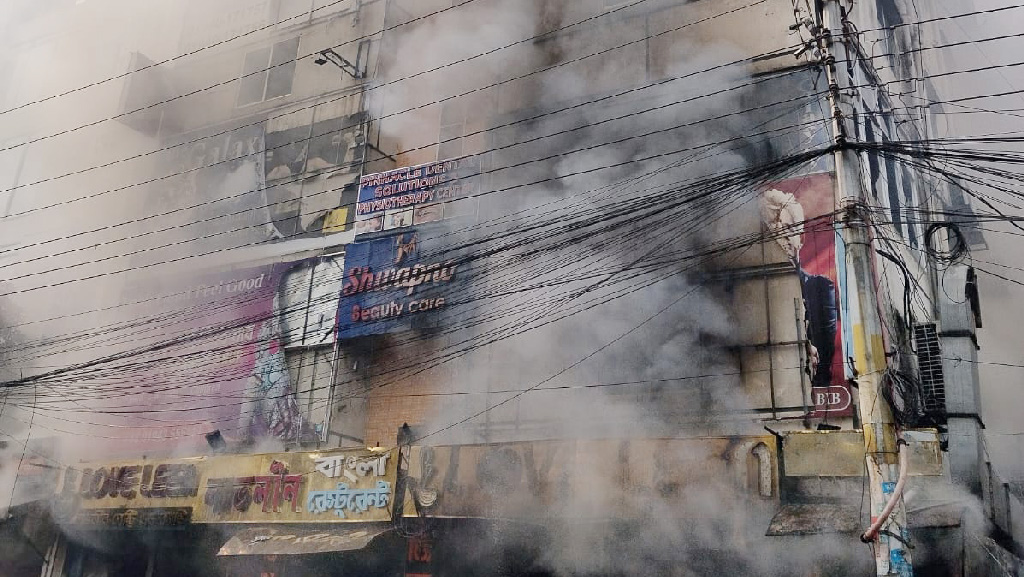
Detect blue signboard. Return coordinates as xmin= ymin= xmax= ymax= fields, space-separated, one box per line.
xmin=337 ymin=231 xmax=460 ymax=339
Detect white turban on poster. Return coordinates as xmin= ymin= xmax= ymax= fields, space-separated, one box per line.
xmin=760 ymin=188 xmax=805 ymax=264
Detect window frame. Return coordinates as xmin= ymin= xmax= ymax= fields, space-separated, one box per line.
xmin=236 ymin=37 xmax=300 ymax=108
xmin=279 ymin=257 xmax=344 ymax=349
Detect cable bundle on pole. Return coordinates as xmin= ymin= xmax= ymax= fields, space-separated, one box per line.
xmin=924 ymin=222 xmax=969 ymax=265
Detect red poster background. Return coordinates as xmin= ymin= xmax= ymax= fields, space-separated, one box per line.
xmin=768 ymin=173 xmax=852 ymax=418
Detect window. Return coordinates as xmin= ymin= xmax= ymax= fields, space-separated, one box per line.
xmin=862 ymin=114 xmax=880 ymax=200
xmin=237 ymin=38 xmax=300 ymax=107
xmin=946 ymin=180 xmax=988 ymax=250
xmin=883 ymin=137 xmax=904 ymax=239
xmin=279 ymin=258 xmax=344 ymax=348
xmin=900 ymin=166 xmax=919 ymax=249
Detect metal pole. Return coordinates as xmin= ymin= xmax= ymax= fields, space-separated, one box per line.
xmin=794 ymin=297 xmax=810 ymax=421
xmin=323 ymin=327 xmax=342 ymax=445
xmin=817 ymin=1 xmax=912 ymax=575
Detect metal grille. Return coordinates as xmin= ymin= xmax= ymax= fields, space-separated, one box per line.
xmin=913 ymin=323 xmax=947 ymax=418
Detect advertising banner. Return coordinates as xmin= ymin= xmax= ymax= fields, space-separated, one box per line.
xmin=354 ymin=157 xmax=479 ymax=234
xmin=337 ymin=231 xmax=461 ymax=340
xmin=53 ymin=448 xmax=398 ymax=526
xmin=116 ymin=258 xmax=324 ymax=455
xmin=761 ymin=172 xmax=853 ymax=417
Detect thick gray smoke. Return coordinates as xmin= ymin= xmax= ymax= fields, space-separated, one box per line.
xmin=0 ymin=0 xmax=197 ymax=508
xmin=370 ymin=0 xmax=767 ymax=444
xmin=1 ymin=0 xmax=1010 ymax=574
xmin=365 ymin=1 xmax=853 ymax=575
xmin=0 ymin=0 xmax=321 ymax=503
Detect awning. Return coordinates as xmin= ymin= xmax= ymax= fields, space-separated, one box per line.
xmin=218 ymin=524 xmax=392 ymax=556
xmin=766 ymin=502 xmax=965 ymax=536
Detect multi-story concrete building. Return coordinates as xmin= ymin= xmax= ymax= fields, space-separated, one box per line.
xmin=0 ymin=0 xmax=1018 ymax=576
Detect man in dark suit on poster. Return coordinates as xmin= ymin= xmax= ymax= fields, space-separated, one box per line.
xmin=762 ymin=188 xmax=839 ymax=388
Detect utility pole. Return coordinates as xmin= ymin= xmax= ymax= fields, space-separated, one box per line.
xmin=816 ymin=1 xmax=914 ymax=576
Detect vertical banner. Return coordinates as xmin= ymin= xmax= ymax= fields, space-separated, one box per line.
xmin=761 ymin=173 xmax=852 ymax=417
xmin=244 ymin=291 xmax=302 ymax=440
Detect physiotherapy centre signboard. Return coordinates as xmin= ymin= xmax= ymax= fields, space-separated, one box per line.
xmin=354 ymin=156 xmax=479 ymax=234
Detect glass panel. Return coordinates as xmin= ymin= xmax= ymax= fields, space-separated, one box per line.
xmin=883 ymin=142 xmax=904 ymax=238
xmin=237 ymin=46 xmax=271 ymax=106
xmin=271 ymin=37 xmax=301 ymax=67
xmin=305 ymin=258 xmax=344 ymax=346
xmin=863 ymin=117 xmax=879 ymax=200
xmin=900 ymin=166 xmax=918 ymax=248
xmin=280 ymin=264 xmax=313 ymax=346
xmin=266 ymin=62 xmax=296 ymax=100
xmin=266 ymin=38 xmax=300 ymax=99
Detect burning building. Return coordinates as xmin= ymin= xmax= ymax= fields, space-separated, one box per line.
xmin=0 ymin=0 xmax=1016 ymax=576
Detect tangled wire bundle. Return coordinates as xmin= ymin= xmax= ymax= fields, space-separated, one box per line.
xmin=880 ymin=368 xmax=927 ymax=428
xmin=924 ymin=222 xmax=969 ymax=265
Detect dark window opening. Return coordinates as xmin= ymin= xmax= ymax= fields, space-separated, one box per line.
xmin=883 ymin=138 xmax=904 ymax=238
xmin=863 ymin=117 xmax=880 ymax=200
xmin=238 ymin=38 xmax=300 ymax=107
xmin=900 ymin=166 xmax=919 ymax=248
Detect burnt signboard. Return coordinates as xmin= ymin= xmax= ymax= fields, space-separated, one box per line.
xmin=400 ymin=438 xmax=780 ymax=520
xmin=54 ymin=458 xmax=201 ymax=528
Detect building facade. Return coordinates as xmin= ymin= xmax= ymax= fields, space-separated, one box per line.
xmin=0 ymin=0 xmax=1017 ymax=576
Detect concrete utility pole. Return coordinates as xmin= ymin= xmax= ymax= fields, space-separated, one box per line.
xmin=816 ymin=1 xmax=914 ymax=576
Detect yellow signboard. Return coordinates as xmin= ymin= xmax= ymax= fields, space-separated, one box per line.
xmin=53 ymin=438 xmax=785 ymax=526
xmin=195 ymin=449 xmax=396 ymax=523
xmin=54 ymin=448 xmax=398 ymax=527
xmin=321 ymin=207 xmax=350 ymax=234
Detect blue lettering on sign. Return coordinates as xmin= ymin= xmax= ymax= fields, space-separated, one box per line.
xmin=882 ymin=481 xmax=896 ymax=495
xmin=890 ymin=549 xmax=913 ymax=577
xmin=306 ymin=481 xmax=392 ymax=518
